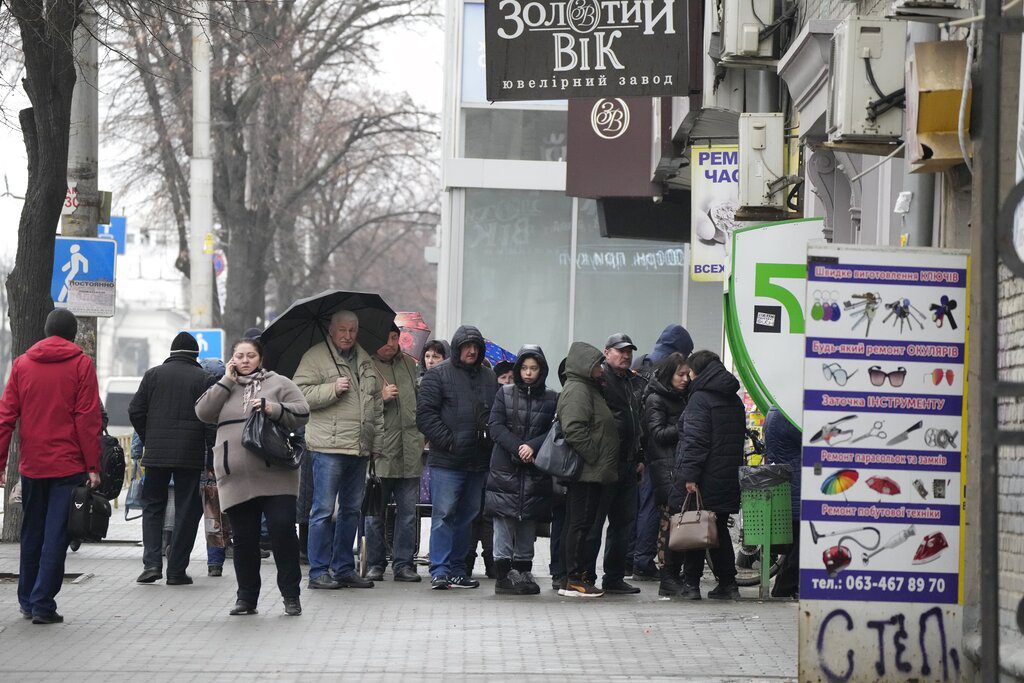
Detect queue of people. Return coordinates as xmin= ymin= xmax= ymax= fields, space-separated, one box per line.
xmin=0 ymin=309 xmax=801 ymax=623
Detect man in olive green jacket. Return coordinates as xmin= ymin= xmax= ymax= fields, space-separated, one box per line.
xmin=294 ymin=311 xmax=384 ymax=590
xmin=364 ymin=326 xmax=425 ymax=582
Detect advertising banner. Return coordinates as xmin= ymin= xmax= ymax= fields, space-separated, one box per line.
xmin=724 ymin=218 xmax=825 ymax=427
xmin=566 ymin=97 xmax=658 ymax=198
xmin=691 ymin=145 xmax=747 ymax=281
xmin=799 ymin=244 xmax=968 ymax=682
xmin=484 ymin=0 xmax=688 ymax=101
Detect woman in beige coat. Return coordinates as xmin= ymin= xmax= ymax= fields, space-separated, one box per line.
xmin=196 ymin=338 xmax=310 ymax=616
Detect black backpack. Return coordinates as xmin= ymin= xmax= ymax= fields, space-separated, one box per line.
xmin=96 ymin=430 xmax=125 ymax=500
xmin=67 ymin=486 xmax=111 ymax=542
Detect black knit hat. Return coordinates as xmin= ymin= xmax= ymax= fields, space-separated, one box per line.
xmin=170 ymin=331 xmax=200 ymax=356
xmin=44 ymin=309 xmax=78 ymax=342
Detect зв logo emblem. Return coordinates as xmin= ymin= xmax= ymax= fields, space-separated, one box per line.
xmin=591 ymin=98 xmax=630 ymax=140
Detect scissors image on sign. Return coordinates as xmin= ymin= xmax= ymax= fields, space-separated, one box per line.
xmin=852 ymin=421 xmax=886 ymax=443
xmin=809 ymin=415 xmax=857 ymax=445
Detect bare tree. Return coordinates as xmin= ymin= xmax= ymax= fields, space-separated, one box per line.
xmin=109 ymin=0 xmax=437 ymax=340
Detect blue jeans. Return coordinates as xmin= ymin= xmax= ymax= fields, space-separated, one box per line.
xmin=19 ymin=473 xmax=83 ymax=617
xmin=633 ymin=468 xmax=660 ymax=573
xmin=364 ymin=477 xmax=420 ymax=572
xmin=308 ymin=452 xmax=367 ymax=579
xmin=428 ymin=466 xmax=486 ymax=578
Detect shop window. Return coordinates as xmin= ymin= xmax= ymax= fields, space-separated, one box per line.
xmin=463 ymin=109 xmax=567 ymax=162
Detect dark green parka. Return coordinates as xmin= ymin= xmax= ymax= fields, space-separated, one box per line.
xmin=556 ymin=342 xmax=619 ymax=484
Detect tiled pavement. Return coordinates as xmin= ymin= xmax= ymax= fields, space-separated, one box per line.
xmin=0 ymin=508 xmax=798 ymax=681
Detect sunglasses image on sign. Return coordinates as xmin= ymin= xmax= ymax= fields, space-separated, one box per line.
xmin=821 ymin=362 xmax=957 ymax=389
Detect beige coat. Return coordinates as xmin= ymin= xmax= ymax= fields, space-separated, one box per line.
xmin=195 ymin=370 xmax=310 ymax=511
xmin=293 ymin=341 xmax=383 ymax=457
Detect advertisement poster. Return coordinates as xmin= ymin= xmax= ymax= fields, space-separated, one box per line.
xmin=691 ymin=145 xmax=747 ymax=281
xmin=798 ymin=244 xmax=968 ymax=682
xmin=724 ymin=218 xmax=825 ymax=427
xmin=484 ymin=0 xmax=689 ymax=100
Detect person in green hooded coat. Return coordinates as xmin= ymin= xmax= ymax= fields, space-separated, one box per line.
xmin=555 ymin=342 xmax=618 ymax=598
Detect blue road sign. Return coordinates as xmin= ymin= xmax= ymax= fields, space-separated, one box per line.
xmin=99 ymin=216 xmax=127 ymax=254
xmin=184 ymin=328 xmax=225 ymax=362
xmin=51 ymin=236 xmax=117 ymax=306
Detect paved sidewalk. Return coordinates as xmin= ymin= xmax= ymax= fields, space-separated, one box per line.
xmin=0 ymin=506 xmax=798 ymax=681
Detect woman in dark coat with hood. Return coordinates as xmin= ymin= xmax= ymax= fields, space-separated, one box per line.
xmin=671 ymin=350 xmax=745 ymax=600
xmin=642 ymin=352 xmax=690 ymax=597
xmin=485 ymin=346 xmax=557 ymax=595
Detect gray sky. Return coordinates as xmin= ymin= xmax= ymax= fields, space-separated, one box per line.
xmin=0 ymin=15 xmax=443 ymax=263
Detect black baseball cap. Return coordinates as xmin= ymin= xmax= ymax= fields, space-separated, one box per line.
xmin=605 ymin=333 xmax=637 ymax=351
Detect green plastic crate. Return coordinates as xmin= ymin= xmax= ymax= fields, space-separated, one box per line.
xmin=740 ymin=482 xmax=793 ymax=546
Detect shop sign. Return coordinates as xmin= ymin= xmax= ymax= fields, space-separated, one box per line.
xmin=567 ymin=97 xmax=657 ymax=198
xmin=484 ymin=0 xmax=689 ymax=100
xmin=691 ymin=145 xmax=748 ymax=281
xmin=799 ymin=243 xmax=969 ymax=682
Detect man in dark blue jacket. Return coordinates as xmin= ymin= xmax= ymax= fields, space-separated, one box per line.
xmin=764 ymin=405 xmax=802 ymax=598
xmin=416 ymin=325 xmax=497 ymax=590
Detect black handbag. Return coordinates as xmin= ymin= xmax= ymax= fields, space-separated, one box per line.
xmin=362 ymin=461 xmax=385 ymax=517
xmin=241 ymin=398 xmax=306 ymax=470
xmin=68 ymin=485 xmax=111 ymax=542
xmin=534 ymin=417 xmax=582 ymax=481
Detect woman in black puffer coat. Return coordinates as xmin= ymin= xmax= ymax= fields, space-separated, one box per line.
xmin=671 ymin=350 xmax=745 ymax=600
xmin=485 ymin=345 xmax=558 ymax=595
xmin=642 ymin=352 xmax=690 ymax=597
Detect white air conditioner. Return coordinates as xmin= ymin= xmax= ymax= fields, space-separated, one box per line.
xmin=827 ymin=17 xmax=906 ymax=143
xmin=739 ymin=113 xmax=785 ymax=209
xmin=721 ymin=0 xmax=775 ymax=64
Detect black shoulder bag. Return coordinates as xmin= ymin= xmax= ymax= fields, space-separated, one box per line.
xmin=242 ymin=398 xmax=307 ymax=470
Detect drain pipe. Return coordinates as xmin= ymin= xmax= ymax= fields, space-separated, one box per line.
xmin=901 ymin=23 xmax=940 ymax=246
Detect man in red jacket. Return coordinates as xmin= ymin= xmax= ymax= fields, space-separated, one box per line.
xmin=0 ymin=309 xmax=102 ymax=624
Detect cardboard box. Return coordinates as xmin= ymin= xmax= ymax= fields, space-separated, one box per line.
xmin=906 ymin=41 xmax=972 ymax=173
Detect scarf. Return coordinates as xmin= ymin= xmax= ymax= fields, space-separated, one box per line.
xmin=236 ymin=367 xmax=269 ymax=413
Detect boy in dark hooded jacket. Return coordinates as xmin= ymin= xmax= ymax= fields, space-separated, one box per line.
xmin=485 ymin=346 xmax=558 ymax=595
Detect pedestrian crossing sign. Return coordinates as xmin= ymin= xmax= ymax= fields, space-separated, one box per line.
xmin=51 ymin=236 xmax=117 ymax=317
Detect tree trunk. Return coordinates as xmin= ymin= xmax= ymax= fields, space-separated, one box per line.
xmin=223 ymin=214 xmax=271 ymax=340
xmin=3 ymin=0 xmax=79 ymax=542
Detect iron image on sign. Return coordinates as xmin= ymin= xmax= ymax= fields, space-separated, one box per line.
xmin=484 ymin=0 xmax=688 ymax=101
xmin=798 ymin=243 xmax=968 ymax=683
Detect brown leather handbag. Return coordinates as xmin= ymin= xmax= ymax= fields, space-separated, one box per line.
xmin=668 ymin=489 xmax=719 ymax=551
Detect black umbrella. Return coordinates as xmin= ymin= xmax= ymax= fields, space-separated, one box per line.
xmin=261 ymin=290 xmax=396 ymax=378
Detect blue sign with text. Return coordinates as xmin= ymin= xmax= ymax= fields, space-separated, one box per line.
xmin=183 ymin=328 xmax=225 ymax=362
xmin=51 ymin=236 xmax=117 ymax=305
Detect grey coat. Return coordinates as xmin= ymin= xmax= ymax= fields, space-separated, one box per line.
xmin=195 ymin=370 xmax=310 ymax=511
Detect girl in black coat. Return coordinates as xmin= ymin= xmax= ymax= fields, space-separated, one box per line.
xmin=485 ymin=346 xmax=558 ymax=595
xmin=642 ymin=352 xmax=690 ymax=597
xmin=672 ymin=351 xmax=745 ymax=600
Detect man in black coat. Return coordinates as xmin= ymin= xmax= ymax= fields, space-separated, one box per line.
xmin=416 ymin=325 xmax=498 ymax=590
xmin=584 ymin=332 xmax=647 ymax=595
xmin=129 ymin=332 xmax=217 ymax=584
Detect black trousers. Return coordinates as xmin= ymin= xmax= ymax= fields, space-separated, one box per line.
xmin=226 ymin=495 xmax=301 ymax=604
xmin=683 ymin=514 xmax=736 ymax=586
xmin=141 ymin=467 xmax=203 ymax=576
xmin=584 ymin=462 xmax=639 ymax=583
xmin=771 ymin=517 xmax=801 ymax=598
xmin=561 ymin=482 xmax=603 ymax=580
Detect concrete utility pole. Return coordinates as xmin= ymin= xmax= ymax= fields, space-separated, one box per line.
xmin=62 ymin=5 xmax=100 ymax=361
xmin=190 ymin=0 xmax=214 ymax=328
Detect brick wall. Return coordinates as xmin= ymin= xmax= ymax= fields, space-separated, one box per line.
xmin=998 ymin=263 xmax=1024 ymax=649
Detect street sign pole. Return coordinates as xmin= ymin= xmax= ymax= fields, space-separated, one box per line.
xmin=61 ymin=6 xmax=100 ymax=361
xmin=190 ymin=0 xmax=214 ymax=328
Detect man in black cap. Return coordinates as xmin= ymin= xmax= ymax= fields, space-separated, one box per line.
xmin=129 ymin=332 xmax=218 ymax=585
xmin=584 ymin=332 xmax=646 ymax=594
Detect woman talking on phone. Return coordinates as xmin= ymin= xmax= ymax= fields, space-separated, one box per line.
xmin=196 ymin=338 xmax=310 ymax=616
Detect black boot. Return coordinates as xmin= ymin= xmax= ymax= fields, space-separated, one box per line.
xmin=162 ymin=530 xmax=172 ymax=558
xmin=483 ymin=551 xmax=496 ymax=579
xmin=513 ymin=560 xmax=540 ymax=595
xmin=658 ymin=567 xmax=683 ymax=597
xmin=494 ymin=559 xmax=515 ymax=594
xmin=298 ymin=523 xmax=309 ymax=565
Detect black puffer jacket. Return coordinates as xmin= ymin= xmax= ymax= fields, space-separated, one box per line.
xmin=601 ymin=363 xmax=646 ymax=463
xmin=416 ymin=325 xmax=498 ymax=472
xmin=671 ymin=360 xmax=744 ymax=514
xmin=484 ymin=346 xmax=557 ymax=520
xmin=129 ymin=355 xmax=217 ymax=469
xmin=643 ymin=378 xmax=687 ymax=506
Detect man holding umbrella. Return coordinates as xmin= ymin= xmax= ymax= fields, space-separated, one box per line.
xmin=294 ymin=310 xmax=384 ymax=589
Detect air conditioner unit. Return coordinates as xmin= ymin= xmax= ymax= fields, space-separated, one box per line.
xmin=738 ymin=113 xmax=786 ymax=216
xmin=721 ymin=0 xmax=775 ymax=65
xmin=888 ymin=0 xmax=970 ymax=23
xmin=827 ymin=17 xmax=907 ymax=143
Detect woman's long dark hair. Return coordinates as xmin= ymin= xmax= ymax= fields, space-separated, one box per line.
xmin=686 ymin=350 xmax=720 ymax=376
xmin=654 ymin=352 xmax=689 ymax=389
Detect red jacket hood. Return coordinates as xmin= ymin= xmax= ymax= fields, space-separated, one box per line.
xmin=26 ymin=336 xmax=84 ymax=363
